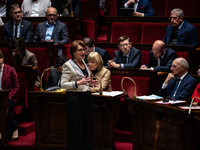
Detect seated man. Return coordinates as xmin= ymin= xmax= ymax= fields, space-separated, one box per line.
xmin=108 ymin=35 xmax=142 ymax=69
xmin=51 ymin=0 xmax=81 ymax=18
xmin=158 ymin=57 xmax=198 ymax=101
xmin=140 ymin=40 xmax=177 ymax=72
xmin=0 ymin=0 xmax=15 ymax=17
xmin=33 ymin=7 xmax=69 ymax=55
xmin=83 ymin=37 xmax=110 ymax=67
xmin=9 ymin=37 xmax=40 ymax=88
xmin=0 ymin=50 xmax=20 ymax=141
xmin=163 ymin=8 xmax=198 ymax=46
xmin=123 ymin=0 xmax=155 ymax=17
xmin=45 ymin=55 xmax=68 ymax=90
xmin=3 ymin=3 xmax=34 ymax=42
xmin=21 ymin=0 xmax=51 ymax=17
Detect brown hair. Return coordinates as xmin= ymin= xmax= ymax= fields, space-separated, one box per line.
xmin=0 ymin=50 xmax=4 ymax=58
xmin=69 ymin=40 xmax=86 ymax=57
xmin=9 ymin=37 xmax=26 ymax=52
xmin=118 ymin=35 xmax=131 ymax=45
xmin=10 ymin=3 xmax=21 ymax=13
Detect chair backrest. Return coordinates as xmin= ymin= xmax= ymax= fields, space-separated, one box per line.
xmin=111 ymin=23 xmax=142 ymax=43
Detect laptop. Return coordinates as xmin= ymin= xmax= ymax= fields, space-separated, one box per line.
xmin=119 ymin=8 xmax=135 ymax=16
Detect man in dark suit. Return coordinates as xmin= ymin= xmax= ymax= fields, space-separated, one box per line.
xmin=163 ymin=8 xmax=198 ymax=46
xmin=3 ymin=3 xmax=34 ymax=42
xmin=51 ymin=0 xmax=81 ymax=18
xmin=0 ymin=0 xmax=15 ymax=17
xmin=158 ymin=57 xmax=198 ymax=101
xmin=45 ymin=55 xmax=68 ymax=90
xmin=140 ymin=40 xmax=177 ymax=72
xmin=123 ymin=0 xmax=154 ymax=17
xmin=0 ymin=50 xmax=20 ymax=140
xmin=108 ymin=35 xmax=142 ymax=69
xmin=83 ymin=37 xmax=110 ymax=66
xmin=33 ymin=7 xmax=69 ymax=55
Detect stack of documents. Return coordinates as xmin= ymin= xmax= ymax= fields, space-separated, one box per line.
xmin=137 ymin=94 xmax=163 ymax=100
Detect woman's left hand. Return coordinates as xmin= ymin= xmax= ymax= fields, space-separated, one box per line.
xmin=89 ymin=77 xmax=99 ymax=87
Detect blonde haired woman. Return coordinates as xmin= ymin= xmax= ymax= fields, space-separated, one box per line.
xmin=88 ymin=52 xmax=112 ymax=93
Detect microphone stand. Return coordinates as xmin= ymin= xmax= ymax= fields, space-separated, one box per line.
xmin=90 ymin=71 xmax=103 ymax=95
xmin=39 ymin=66 xmax=55 ymax=92
xmin=121 ymin=77 xmax=137 ymax=98
xmin=70 ymin=0 xmax=74 ymax=17
xmin=188 ymin=96 xmax=200 ymax=115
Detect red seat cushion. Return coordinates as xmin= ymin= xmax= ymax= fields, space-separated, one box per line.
xmin=141 ymin=51 xmax=150 ymax=65
xmin=176 ymin=52 xmax=188 ymax=61
xmin=82 ymin=20 xmax=95 ymax=42
xmin=141 ymin=23 xmax=170 ymax=44
xmin=111 ymin=23 xmax=142 ymax=43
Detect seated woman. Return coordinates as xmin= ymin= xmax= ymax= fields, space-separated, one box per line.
xmin=192 ymin=66 xmax=200 ymax=105
xmin=87 ymin=52 xmax=112 ymax=93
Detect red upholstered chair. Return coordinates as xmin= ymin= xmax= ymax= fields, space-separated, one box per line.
xmin=152 ymin=0 xmax=165 ymax=16
xmin=165 ymin=0 xmax=200 ymax=17
xmin=63 ymin=44 xmax=71 ymax=59
xmin=105 ymin=0 xmax=118 ymax=16
xmin=111 ymin=23 xmax=142 ymax=43
xmin=81 ymin=0 xmax=93 ymax=20
xmin=141 ymin=23 xmax=170 ymax=44
xmin=176 ymin=52 xmax=189 ymax=61
xmin=82 ymin=20 xmax=95 ymax=42
xmin=111 ymin=75 xmax=151 ymax=97
xmin=141 ymin=50 xmax=150 ymax=65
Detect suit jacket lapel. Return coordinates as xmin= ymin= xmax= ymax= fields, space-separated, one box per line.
xmin=177 ymin=21 xmax=186 ymax=39
xmin=51 ymin=21 xmax=58 ymax=38
xmin=176 ymin=73 xmax=188 ymax=93
xmin=128 ymin=47 xmax=134 ymax=63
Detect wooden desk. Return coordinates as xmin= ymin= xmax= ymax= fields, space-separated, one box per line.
xmin=125 ymin=97 xmax=200 ymax=150
xmin=0 ymin=90 xmax=10 ymax=149
xmin=28 ymin=91 xmax=122 ymax=150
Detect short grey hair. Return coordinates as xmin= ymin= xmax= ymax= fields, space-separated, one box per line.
xmin=171 ymin=8 xmax=184 ymax=18
xmin=179 ymin=58 xmax=189 ymax=70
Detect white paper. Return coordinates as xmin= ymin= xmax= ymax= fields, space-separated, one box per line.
xmin=92 ymin=91 xmax=123 ymax=97
xmin=156 ymin=100 xmax=187 ymax=105
xmin=137 ymin=94 xmax=163 ymax=100
xmin=179 ymin=106 xmax=200 ymax=110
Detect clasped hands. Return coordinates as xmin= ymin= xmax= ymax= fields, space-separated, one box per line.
xmin=77 ymin=75 xmax=99 ymax=87
xmin=107 ymin=59 xmax=120 ymax=68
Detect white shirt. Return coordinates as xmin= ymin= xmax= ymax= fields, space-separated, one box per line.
xmin=31 ymin=0 xmax=40 ymax=17
xmin=0 ymin=1 xmax=7 ymax=17
xmin=0 ymin=63 xmax=4 ymax=90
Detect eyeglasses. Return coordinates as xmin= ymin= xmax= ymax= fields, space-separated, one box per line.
xmin=169 ymin=17 xmax=180 ymax=21
xmin=119 ymin=43 xmax=130 ymax=47
xmin=77 ymin=48 xmax=86 ymax=52
xmin=47 ymin=14 xmax=57 ymax=17
xmin=13 ymin=11 xmax=22 ymax=15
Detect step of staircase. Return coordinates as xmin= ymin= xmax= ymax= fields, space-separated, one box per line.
xmin=18 ymin=122 xmax=35 ymax=136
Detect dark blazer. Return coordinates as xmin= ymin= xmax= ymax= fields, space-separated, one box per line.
xmin=33 ymin=20 xmax=69 ymax=46
xmin=163 ymin=21 xmax=198 ymax=46
xmin=146 ymin=48 xmax=177 ymax=72
xmin=124 ymin=0 xmax=154 ymax=16
xmin=84 ymin=47 xmax=110 ymax=66
xmin=45 ymin=68 xmax=60 ymax=89
xmin=113 ymin=47 xmax=142 ymax=68
xmin=158 ymin=73 xmax=198 ymax=101
xmin=5 ymin=0 xmax=15 ymax=17
xmin=3 ymin=19 xmax=34 ymax=42
xmin=51 ymin=0 xmax=81 ymax=18
xmin=2 ymin=64 xmax=19 ymax=100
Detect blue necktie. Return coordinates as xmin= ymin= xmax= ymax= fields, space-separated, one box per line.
xmin=171 ymin=79 xmax=181 ymax=98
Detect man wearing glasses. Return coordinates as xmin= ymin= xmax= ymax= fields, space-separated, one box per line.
xmin=3 ymin=3 xmax=34 ymax=42
xmin=108 ymin=35 xmax=142 ymax=68
xmin=163 ymin=8 xmax=198 ymax=46
xmin=33 ymin=7 xmax=69 ymax=55
xmin=158 ymin=57 xmax=198 ymax=101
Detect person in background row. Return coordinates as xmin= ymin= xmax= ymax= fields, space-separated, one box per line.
xmin=51 ymin=0 xmax=81 ymax=18
xmin=0 ymin=50 xmax=19 ymax=141
xmin=88 ymin=52 xmax=112 ymax=93
xmin=33 ymin=7 xmax=69 ymax=56
xmin=108 ymin=35 xmax=142 ymax=69
xmin=21 ymin=0 xmax=51 ymax=17
xmin=163 ymin=8 xmax=198 ymax=46
xmin=83 ymin=37 xmax=110 ymax=67
xmin=9 ymin=37 xmax=40 ymax=88
xmin=158 ymin=57 xmax=198 ymax=101
xmin=123 ymin=0 xmax=155 ymax=17
xmin=61 ymin=40 xmax=98 ymax=150
xmin=140 ymin=40 xmax=177 ymax=72
xmin=0 ymin=0 xmax=15 ymax=17
xmin=45 ymin=55 xmax=68 ymax=90
xmin=3 ymin=3 xmax=34 ymax=42
xmin=191 ymin=65 xmax=200 ymax=105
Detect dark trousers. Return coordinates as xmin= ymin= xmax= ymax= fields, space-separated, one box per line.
xmin=65 ymin=91 xmax=93 ymax=150
xmin=7 ymin=101 xmax=18 ymax=140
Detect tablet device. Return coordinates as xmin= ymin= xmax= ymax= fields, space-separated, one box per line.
xmin=119 ymin=8 xmax=135 ymax=16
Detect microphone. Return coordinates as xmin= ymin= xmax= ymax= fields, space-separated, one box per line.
xmin=188 ymin=96 xmax=200 ymax=115
xmin=121 ymin=77 xmax=137 ymax=98
xmin=90 ymin=71 xmax=103 ymax=95
xmin=39 ymin=64 xmax=60 ymax=92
